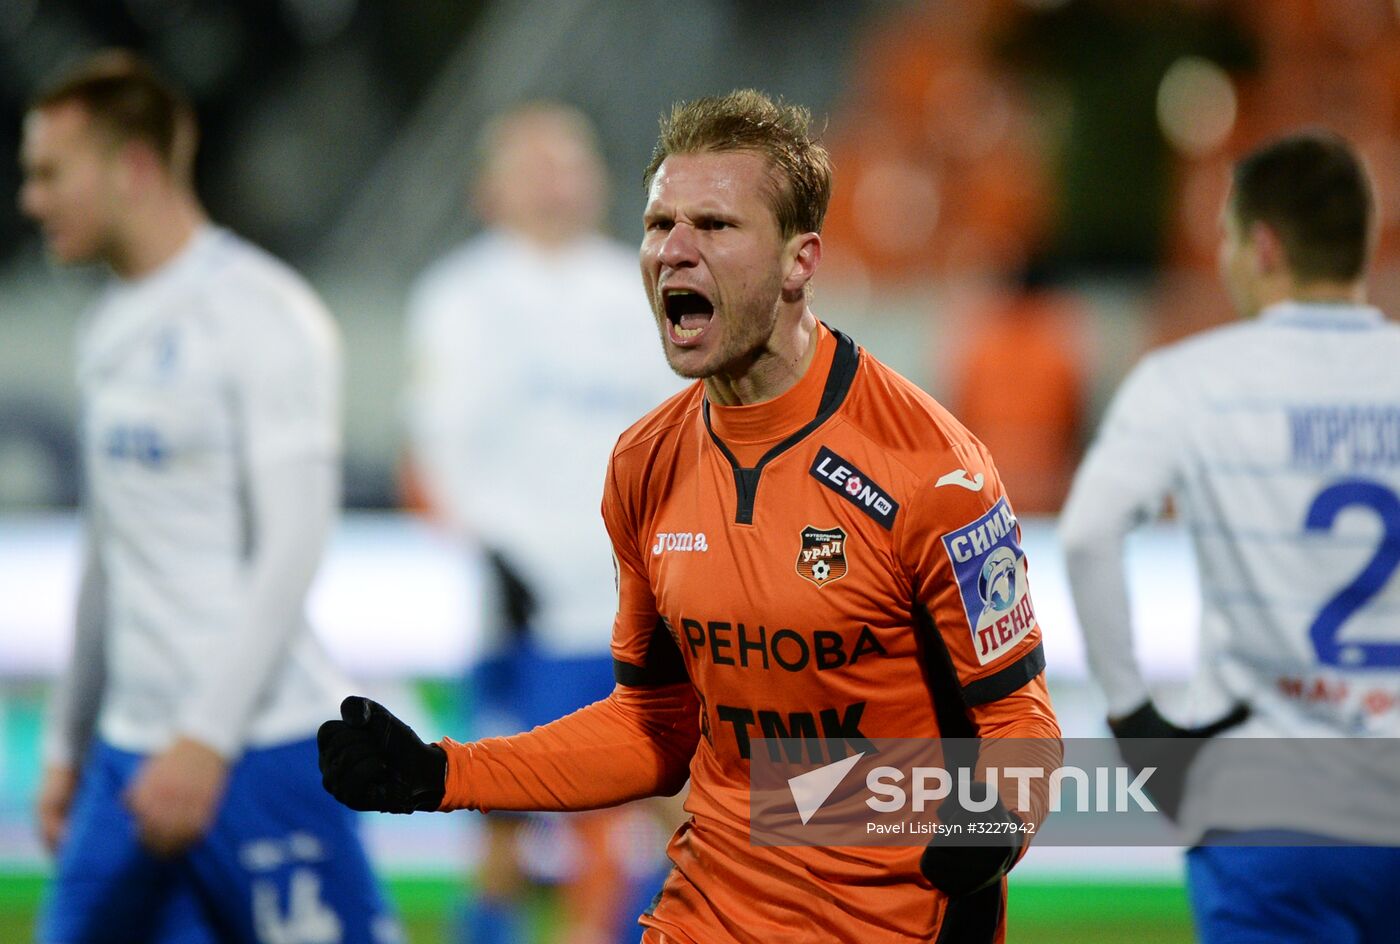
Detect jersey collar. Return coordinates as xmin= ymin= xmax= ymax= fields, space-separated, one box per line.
xmin=702 ymin=325 xmax=860 ymax=526
xmin=1259 ymin=300 xmax=1386 ymax=331
xmin=705 ymin=323 xmax=838 ymax=444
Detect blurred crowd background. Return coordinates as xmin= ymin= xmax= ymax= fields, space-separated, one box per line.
xmin=3 ymin=0 xmax=1398 ymax=517
xmin=4 ymin=1 xmax=1400 ymax=939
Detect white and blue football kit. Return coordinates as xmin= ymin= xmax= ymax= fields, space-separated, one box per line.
xmin=1062 ymin=301 xmax=1400 ymax=942
xmin=39 ymin=226 xmax=397 ymax=944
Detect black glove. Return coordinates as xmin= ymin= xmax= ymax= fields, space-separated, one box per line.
xmin=1107 ymin=699 xmax=1250 ymax=821
xmin=920 ymin=790 xmax=1024 ymax=898
xmin=318 ymin=696 xmax=447 ymax=814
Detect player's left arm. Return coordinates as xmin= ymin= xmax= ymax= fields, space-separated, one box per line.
xmin=126 ymin=289 xmax=342 ymax=856
xmin=1059 ymin=354 xmax=1186 ymax=720
xmin=899 ymin=445 xmax=1062 ymax=894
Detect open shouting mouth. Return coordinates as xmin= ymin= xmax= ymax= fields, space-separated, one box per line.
xmin=663 ymin=287 xmax=715 ymax=345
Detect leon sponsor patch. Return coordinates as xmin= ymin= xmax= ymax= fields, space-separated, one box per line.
xmin=941 ymin=497 xmax=1037 ymax=665
xmin=809 ymin=447 xmax=899 ymax=530
xmin=797 ymin=525 xmax=848 ymax=588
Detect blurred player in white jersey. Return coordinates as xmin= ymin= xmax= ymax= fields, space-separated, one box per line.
xmin=22 ymin=51 xmax=397 ymax=943
xmin=1062 ymin=131 xmax=1400 ymax=942
xmin=402 ymin=103 xmax=680 ymax=944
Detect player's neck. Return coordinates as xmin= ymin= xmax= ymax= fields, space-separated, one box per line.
xmin=1287 ymin=280 xmax=1367 ymax=307
xmin=703 ymin=308 xmax=820 ymax=407
xmin=108 ymin=195 xmax=208 ymax=281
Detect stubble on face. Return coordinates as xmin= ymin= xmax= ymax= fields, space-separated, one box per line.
xmin=654 ymin=269 xmax=785 ymax=381
xmin=642 ymin=150 xmax=792 ymax=384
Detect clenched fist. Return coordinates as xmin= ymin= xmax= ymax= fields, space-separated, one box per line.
xmin=317 ymin=696 xmax=446 ymax=814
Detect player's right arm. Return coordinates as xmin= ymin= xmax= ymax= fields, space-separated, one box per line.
xmin=321 ymin=452 xmax=700 ymax=814
xmin=1062 ymin=354 xmax=1250 ymax=818
xmin=37 ymin=525 xmax=107 ymax=852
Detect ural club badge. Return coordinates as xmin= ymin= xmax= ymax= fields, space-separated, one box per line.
xmin=797 ymin=525 xmax=848 ymax=588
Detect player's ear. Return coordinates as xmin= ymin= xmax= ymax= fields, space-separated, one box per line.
xmin=1248 ymin=221 xmax=1287 ymax=277
xmin=113 ymin=139 xmax=165 ymax=200
xmin=780 ymin=232 xmax=821 ymax=303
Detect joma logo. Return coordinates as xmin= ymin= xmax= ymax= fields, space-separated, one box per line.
xmin=652 ymin=531 xmax=709 ymax=555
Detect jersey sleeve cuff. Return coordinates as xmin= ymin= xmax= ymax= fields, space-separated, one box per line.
xmin=437 ymin=737 xmax=489 ymax=812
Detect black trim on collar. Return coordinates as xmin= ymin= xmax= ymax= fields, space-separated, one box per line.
xmin=702 ymin=327 xmax=860 ymax=525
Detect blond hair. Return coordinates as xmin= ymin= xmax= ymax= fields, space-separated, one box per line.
xmin=644 ymin=89 xmax=832 ymax=238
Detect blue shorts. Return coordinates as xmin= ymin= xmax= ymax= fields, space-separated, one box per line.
xmin=470 ymin=639 xmax=615 ymax=737
xmin=1187 ymin=832 xmax=1400 ymax=943
xmin=38 ymin=737 xmax=399 ymax=944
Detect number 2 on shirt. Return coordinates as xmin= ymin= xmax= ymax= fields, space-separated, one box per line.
xmin=1304 ymin=479 xmax=1400 ymax=668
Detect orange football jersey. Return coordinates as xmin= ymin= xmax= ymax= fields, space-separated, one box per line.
xmin=441 ymin=323 xmax=1060 ymax=943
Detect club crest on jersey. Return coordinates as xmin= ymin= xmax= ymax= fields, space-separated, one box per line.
xmin=797 ymin=525 xmax=849 ymax=588
xmin=809 ymin=446 xmax=899 ymax=530
xmin=942 ymin=497 xmax=1037 ymax=665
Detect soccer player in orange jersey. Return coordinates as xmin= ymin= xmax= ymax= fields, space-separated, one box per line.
xmin=321 ymin=89 xmax=1061 ymax=943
